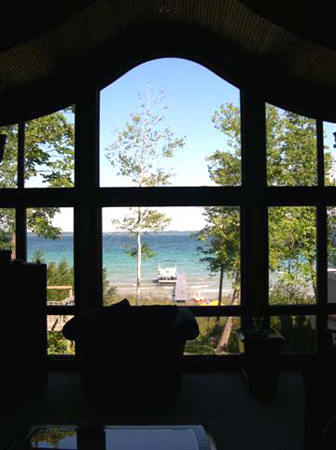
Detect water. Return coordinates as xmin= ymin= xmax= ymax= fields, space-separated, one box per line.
xmin=27 ymin=232 xmax=233 ymax=291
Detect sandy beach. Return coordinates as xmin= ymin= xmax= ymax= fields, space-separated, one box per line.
xmin=107 ymin=283 xmax=234 ymax=305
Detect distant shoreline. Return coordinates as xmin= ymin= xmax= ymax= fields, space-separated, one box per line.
xmin=27 ymin=230 xmax=199 ymax=235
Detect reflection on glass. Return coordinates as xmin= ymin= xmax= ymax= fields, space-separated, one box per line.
xmin=271 ymin=316 xmax=315 ymax=353
xmin=102 ymin=207 xmax=240 ymax=306
xmin=28 ymin=425 xmax=208 ymax=450
xmin=27 ymin=208 xmax=74 ymax=305
xmin=0 ymin=208 xmax=15 ymax=258
xmin=47 ymin=315 xmax=74 ymax=355
xmin=0 ymin=124 xmax=18 ymax=188
xmin=266 ymin=105 xmax=317 ymax=186
xmin=184 ymin=317 xmax=240 ymax=355
xmin=269 ymin=207 xmax=316 ymax=305
xmin=30 ymin=428 xmax=77 ymax=449
xmin=323 ymin=122 xmax=336 ymax=186
xmin=100 ymin=59 xmax=241 ymax=188
xmin=328 ymin=316 xmax=336 ymax=342
xmin=24 ymin=107 xmax=75 ymax=188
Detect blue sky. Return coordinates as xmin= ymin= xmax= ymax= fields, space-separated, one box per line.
xmin=99 ymin=57 xmax=240 ymax=188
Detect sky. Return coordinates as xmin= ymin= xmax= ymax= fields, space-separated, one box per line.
xmin=99 ymin=57 xmax=240 ymax=188
xmin=47 ymin=57 xmax=336 ymax=232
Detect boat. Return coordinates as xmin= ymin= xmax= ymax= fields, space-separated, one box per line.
xmin=157 ymin=260 xmax=177 ymax=283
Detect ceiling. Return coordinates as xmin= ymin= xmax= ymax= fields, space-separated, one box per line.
xmin=1 ymin=0 xmax=336 ymax=124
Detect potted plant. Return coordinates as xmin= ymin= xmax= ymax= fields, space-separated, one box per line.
xmin=236 ymin=317 xmax=284 ymax=399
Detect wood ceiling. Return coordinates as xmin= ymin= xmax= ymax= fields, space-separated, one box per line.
xmin=1 ymin=0 xmax=336 ymax=124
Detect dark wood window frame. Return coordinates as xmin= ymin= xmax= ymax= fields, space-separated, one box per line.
xmin=1 ymin=84 xmax=335 ymax=361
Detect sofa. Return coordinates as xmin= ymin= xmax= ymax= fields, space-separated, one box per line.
xmin=63 ymin=299 xmax=199 ymax=401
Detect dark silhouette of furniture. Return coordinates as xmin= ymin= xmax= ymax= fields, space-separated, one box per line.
xmin=63 ymin=300 xmax=199 ymax=400
xmin=1 ymin=250 xmax=47 ymax=392
xmin=301 ymin=331 xmax=336 ymax=450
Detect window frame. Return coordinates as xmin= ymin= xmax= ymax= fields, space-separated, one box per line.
xmin=1 ymin=82 xmax=335 ymax=361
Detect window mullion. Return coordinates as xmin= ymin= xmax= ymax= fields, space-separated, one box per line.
xmin=74 ymin=87 xmax=102 ymax=311
xmin=316 ymin=121 xmax=328 ymax=353
xmin=317 ymin=119 xmax=324 ymax=187
xmin=240 ymin=89 xmax=268 ymax=326
xmin=316 ymin=205 xmax=328 ymax=353
xmin=15 ymin=121 xmax=26 ymax=261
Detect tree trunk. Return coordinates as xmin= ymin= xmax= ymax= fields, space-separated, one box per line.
xmin=218 ymin=265 xmax=224 ymax=306
xmin=11 ymin=232 xmax=16 ymax=260
xmin=135 ymin=230 xmax=141 ymax=306
xmin=310 ymin=262 xmax=316 ymax=299
xmin=215 ymin=271 xmax=240 ymax=354
xmin=216 ymin=265 xmax=224 ymax=324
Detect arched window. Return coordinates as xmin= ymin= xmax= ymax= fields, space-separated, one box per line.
xmin=1 ymin=57 xmax=335 ymax=358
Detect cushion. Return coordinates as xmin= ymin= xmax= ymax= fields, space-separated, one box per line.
xmin=62 ymin=298 xmax=131 ymax=340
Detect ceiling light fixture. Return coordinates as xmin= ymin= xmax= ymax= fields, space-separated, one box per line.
xmin=159 ymin=6 xmax=178 ymax=14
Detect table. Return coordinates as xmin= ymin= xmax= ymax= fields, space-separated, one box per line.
xmin=7 ymin=424 xmax=216 ymax=450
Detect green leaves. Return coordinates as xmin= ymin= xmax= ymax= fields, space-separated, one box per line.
xmin=200 ymin=103 xmax=334 ymax=307
xmin=24 ymin=109 xmax=74 ymax=187
xmin=196 ymin=207 xmax=240 ymax=286
xmin=266 ymin=107 xmax=318 ymax=186
xmin=0 ymin=108 xmax=74 ymax=246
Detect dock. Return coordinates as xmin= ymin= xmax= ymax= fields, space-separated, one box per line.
xmin=174 ymin=273 xmax=188 ymax=303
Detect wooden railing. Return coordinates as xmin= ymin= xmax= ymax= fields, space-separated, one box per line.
xmin=47 ymin=285 xmax=74 ymax=306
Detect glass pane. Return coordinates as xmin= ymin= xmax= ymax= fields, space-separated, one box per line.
xmin=27 ymin=208 xmax=74 ymax=305
xmin=100 ymin=58 xmax=241 ymax=187
xmin=47 ymin=315 xmax=74 ymax=355
xmin=102 ymin=206 xmax=240 ymax=306
xmin=184 ymin=317 xmax=240 ymax=355
xmin=0 ymin=208 xmax=15 ymax=257
xmin=328 ymin=206 xmax=336 ymax=303
xmin=323 ymin=122 xmax=336 ymax=186
xmin=24 ymin=107 xmax=75 ymax=188
xmin=271 ymin=316 xmax=315 ymax=353
xmin=0 ymin=124 xmax=18 ymax=188
xmin=266 ymin=104 xmax=317 ymax=186
xmin=269 ymin=207 xmax=316 ymax=305
xmin=328 ymin=316 xmax=336 ymax=338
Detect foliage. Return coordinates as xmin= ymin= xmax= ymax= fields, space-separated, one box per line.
xmin=266 ymin=108 xmax=318 ymax=186
xmin=271 ymin=315 xmax=315 ymax=353
xmin=269 ymin=206 xmax=317 ymax=303
xmin=47 ymin=331 xmax=72 ymax=355
xmin=0 ymin=208 xmax=13 ymax=250
xmin=198 ymin=102 xmax=336 ymax=309
xmin=184 ymin=317 xmax=240 ymax=355
xmin=0 ymin=108 xmax=74 ymax=252
xmin=103 ymin=267 xmax=118 ymax=305
xmin=196 ymin=206 xmax=240 ymax=305
xmin=194 ymin=104 xmax=241 ymax=306
xmin=47 ymin=260 xmax=74 ymax=302
xmin=105 ymin=88 xmax=185 ymax=304
xmin=32 ymin=252 xmax=74 ymax=302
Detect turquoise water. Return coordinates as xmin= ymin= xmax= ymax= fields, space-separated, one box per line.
xmin=27 ymin=232 xmax=233 ymax=290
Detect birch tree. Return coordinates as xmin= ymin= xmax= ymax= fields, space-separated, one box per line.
xmin=106 ymin=88 xmax=185 ymax=304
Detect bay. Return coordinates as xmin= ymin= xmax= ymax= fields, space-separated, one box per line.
xmin=27 ymin=232 xmax=233 ymax=291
